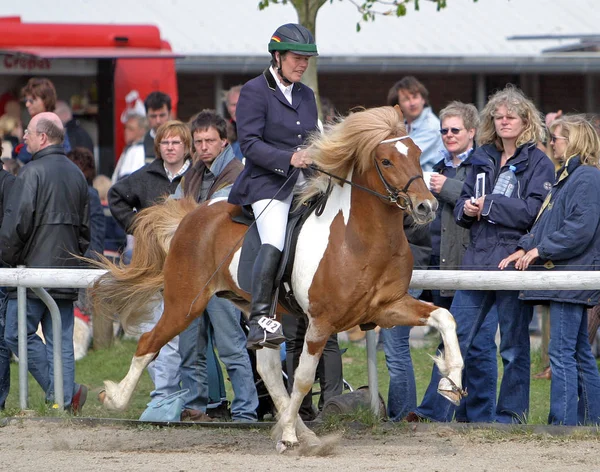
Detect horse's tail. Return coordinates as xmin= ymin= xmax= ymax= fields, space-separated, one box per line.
xmin=87 ymin=197 xmax=199 ymax=334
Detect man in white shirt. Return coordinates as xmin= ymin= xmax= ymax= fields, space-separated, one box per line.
xmin=111 ymin=114 xmax=148 ymax=184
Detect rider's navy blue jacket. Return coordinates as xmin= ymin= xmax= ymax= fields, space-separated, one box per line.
xmin=518 ymin=156 xmax=600 ymax=306
xmin=454 ymin=142 xmax=555 ymax=270
xmin=228 ymin=68 xmax=319 ymax=206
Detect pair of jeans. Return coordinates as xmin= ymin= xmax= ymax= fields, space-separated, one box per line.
xmin=416 ymin=290 xmax=532 ymax=423
xmin=381 ymin=325 xmax=416 ymax=421
xmin=142 ymin=298 xmax=182 ymax=401
xmin=548 ymin=302 xmax=600 ymax=425
xmin=179 ymin=296 xmax=258 ymax=422
xmin=0 ymin=289 xmax=10 ymax=409
xmin=380 ymin=289 xmax=422 ymax=421
xmin=4 ymin=298 xmax=79 ymax=406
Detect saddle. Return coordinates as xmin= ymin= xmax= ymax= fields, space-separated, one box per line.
xmin=232 ymin=190 xmax=330 ymax=317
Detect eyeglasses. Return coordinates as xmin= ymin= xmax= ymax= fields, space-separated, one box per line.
xmin=23 ymin=98 xmax=36 ymax=105
xmin=24 ymin=128 xmax=37 ymax=136
xmin=550 ymin=135 xmax=568 ymax=143
xmin=159 ymin=140 xmax=183 ymax=147
xmin=440 ymin=127 xmax=463 ymax=136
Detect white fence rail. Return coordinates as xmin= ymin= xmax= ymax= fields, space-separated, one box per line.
xmin=3 ymin=268 xmax=599 ymax=415
xmin=2 ymin=268 xmax=600 ymax=290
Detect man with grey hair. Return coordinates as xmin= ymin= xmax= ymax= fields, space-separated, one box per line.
xmin=55 ymin=100 xmax=94 ymax=153
xmin=111 ymin=114 xmax=148 ymax=183
xmin=0 ymin=111 xmax=90 ymax=414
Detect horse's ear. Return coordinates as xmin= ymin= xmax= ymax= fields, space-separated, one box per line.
xmin=394 ymin=105 xmax=404 ymax=121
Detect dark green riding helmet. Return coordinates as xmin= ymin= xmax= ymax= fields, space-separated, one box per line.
xmin=268 ymin=23 xmax=319 ymax=57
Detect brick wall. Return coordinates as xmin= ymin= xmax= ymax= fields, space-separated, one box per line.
xmin=177 ymin=72 xmax=599 ymax=121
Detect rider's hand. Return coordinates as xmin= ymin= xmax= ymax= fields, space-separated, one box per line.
xmin=291 ymin=150 xmax=313 ymax=168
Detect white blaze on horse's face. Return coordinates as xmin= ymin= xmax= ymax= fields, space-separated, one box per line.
xmin=394 ymin=141 xmax=409 ymax=157
xmin=291 ymin=169 xmax=353 ymax=313
xmin=380 ymin=135 xmax=411 ymax=158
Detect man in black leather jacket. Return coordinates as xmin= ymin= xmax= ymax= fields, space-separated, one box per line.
xmin=0 ymin=112 xmax=90 ymax=413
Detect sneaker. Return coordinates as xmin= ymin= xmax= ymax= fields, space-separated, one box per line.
xmin=71 ymin=385 xmax=88 ymax=415
xmin=180 ymin=408 xmax=213 ymax=422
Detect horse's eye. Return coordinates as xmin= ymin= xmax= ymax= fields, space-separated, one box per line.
xmin=381 ymin=159 xmax=392 ymax=167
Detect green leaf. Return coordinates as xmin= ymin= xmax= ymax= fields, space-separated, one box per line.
xmin=396 ymin=3 xmax=407 ymax=16
xmin=356 ymin=22 xmax=361 ymax=32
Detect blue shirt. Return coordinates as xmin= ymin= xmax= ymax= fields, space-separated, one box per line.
xmin=406 ymin=107 xmax=443 ymax=172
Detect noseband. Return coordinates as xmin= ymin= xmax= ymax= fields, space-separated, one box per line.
xmin=309 ymin=135 xmax=424 ymax=212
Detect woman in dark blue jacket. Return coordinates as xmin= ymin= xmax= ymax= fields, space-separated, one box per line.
xmin=228 ymin=24 xmax=319 ymax=349
xmin=414 ymin=86 xmax=555 ymax=424
xmin=500 ymin=115 xmax=600 ymax=425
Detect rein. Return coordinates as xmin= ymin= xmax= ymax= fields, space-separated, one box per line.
xmin=309 ymin=135 xmax=424 ymax=211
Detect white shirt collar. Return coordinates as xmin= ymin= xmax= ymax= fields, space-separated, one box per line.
xmin=269 ymin=66 xmax=293 ymax=105
xmin=164 ymin=158 xmax=190 ymax=182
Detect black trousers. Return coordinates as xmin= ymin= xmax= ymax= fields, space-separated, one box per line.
xmin=282 ymin=313 xmax=343 ymax=420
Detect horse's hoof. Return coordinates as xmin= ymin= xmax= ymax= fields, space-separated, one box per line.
xmin=98 ymin=389 xmax=106 ymax=404
xmin=437 ymin=377 xmax=462 ymax=406
xmin=276 ymin=440 xmax=297 ymax=454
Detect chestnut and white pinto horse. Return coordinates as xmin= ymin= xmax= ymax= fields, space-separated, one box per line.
xmin=89 ymin=105 xmax=465 ymax=453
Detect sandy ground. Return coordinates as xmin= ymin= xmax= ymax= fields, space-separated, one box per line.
xmin=1 ymin=418 xmax=599 ymax=472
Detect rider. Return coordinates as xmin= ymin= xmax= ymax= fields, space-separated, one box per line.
xmin=228 ymin=23 xmax=319 ymax=349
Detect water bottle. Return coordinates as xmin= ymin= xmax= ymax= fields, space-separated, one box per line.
xmin=492 ymin=165 xmax=517 ymax=197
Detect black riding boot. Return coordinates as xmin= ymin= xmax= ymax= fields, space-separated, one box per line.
xmin=246 ymin=243 xmax=285 ymax=350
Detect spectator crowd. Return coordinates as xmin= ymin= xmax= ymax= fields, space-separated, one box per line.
xmin=0 ymin=30 xmax=599 ymax=426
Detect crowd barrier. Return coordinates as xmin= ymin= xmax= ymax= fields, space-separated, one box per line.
xmin=2 ymin=267 xmax=599 ymax=414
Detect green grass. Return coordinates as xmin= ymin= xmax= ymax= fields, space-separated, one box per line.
xmin=1 ymin=336 xmax=598 ymax=423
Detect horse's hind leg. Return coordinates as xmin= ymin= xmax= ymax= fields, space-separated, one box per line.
xmin=100 ymin=293 xmax=209 ymax=410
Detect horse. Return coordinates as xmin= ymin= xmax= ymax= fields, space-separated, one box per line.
xmin=89 ymin=105 xmax=465 ymax=453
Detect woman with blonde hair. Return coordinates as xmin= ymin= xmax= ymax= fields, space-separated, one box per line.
xmin=500 ymin=115 xmax=600 ymax=425
xmin=412 ymin=85 xmax=555 ymax=424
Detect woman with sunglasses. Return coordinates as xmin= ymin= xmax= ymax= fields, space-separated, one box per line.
xmin=412 ymin=86 xmax=555 ymax=424
xmin=500 ymin=115 xmax=600 ymax=425
xmin=421 ymin=101 xmax=499 ymax=423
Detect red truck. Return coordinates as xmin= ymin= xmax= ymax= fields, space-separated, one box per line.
xmin=0 ymin=16 xmax=179 ymax=176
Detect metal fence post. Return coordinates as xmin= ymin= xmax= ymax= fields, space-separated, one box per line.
xmin=31 ymin=287 xmax=64 ymax=411
xmin=365 ymin=329 xmax=380 ymax=417
xmin=16 ymin=278 xmax=28 ymax=410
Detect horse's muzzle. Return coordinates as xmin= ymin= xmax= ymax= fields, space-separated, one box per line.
xmin=412 ymin=199 xmax=438 ymax=225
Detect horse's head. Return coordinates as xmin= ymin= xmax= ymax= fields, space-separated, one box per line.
xmin=369 ymin=106 xmax=438 ymax=224
xmin=301 ymin=105 xmax=438 ymax=224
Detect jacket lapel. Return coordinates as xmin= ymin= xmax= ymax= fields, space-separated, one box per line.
xmin=263 ymin=68 xmax=294 ymax=109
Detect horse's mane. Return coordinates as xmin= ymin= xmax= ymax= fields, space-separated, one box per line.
xmin=298 ymin=106 xmax=406 ymax=205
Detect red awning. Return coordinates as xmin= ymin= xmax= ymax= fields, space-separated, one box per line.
xmin=0 ymin=46 xmax=183 ymax=59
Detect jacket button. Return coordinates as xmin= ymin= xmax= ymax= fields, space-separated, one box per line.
xmin=297 ymin=134 xmax=302 ymax=139
xmin=296 ymin=121 xmax=301 ymax=125
xmin=441 ymin=259 xmax=446 ymax=263
xmin=297 ymin=147 xmax=301 ymax=151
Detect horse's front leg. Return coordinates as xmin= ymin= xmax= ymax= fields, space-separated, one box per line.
xmin=277 ymin=330 xmax=326 ymax=452
xmin=375 ymin=295 xmax=465 ymax=406
xmin=255 ymin=347 xmax=319 ymax=453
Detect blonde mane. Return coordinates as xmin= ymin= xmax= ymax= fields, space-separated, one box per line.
xmin=298 ymin=106 xmax=406 ymax=204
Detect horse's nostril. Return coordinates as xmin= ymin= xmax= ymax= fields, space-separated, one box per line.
xmin=416 ymin=201 xmax=432 ymax=215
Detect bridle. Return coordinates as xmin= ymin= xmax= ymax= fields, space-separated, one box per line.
xmin=310 ymin=135 xmax=424 ymax=211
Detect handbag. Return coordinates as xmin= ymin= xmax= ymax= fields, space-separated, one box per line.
xmin=139 ymin=389 xmax=189 ymax=422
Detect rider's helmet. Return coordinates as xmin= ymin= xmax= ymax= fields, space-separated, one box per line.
xmin=268 ymin=23 xmax=319 ymax=57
